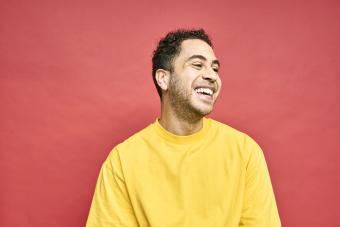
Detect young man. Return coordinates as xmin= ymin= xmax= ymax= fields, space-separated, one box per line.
xmin=86 ymin=29 xmax=281 ymax=227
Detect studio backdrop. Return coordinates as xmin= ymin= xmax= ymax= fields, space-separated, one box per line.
xmin=1 ymin=1 xmax=339 ymax=226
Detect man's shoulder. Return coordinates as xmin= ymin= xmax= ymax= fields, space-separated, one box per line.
xmin=209 ymin=118 xmax=260 ymax=148
xmin=209 ymin=118 xmax=245 ymax=138
xmin=209 ymin=118 xmax=265 ymax=162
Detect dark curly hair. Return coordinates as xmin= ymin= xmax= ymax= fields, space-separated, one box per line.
xmin=152 ymin=29 xmax=213 ymax=99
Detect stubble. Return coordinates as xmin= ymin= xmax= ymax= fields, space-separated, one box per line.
xmin=168 ymin=73 xmax=210 ymax=123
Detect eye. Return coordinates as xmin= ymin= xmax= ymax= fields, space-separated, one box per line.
xmin=212 ymin=67 xmax=219 ymax=73
xmin=192 ymin=63 xmax=203 ymax=69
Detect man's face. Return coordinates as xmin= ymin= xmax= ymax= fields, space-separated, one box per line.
xmin=167 ymin=39 xmax=222 ymax=119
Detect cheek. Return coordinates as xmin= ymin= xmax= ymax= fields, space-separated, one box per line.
xmin=183 ymin=73 xmax=197 ymax=88
xmin=217 ymin=78 xmax=222 ymax=89
xmin=215 ymin=79 xmax=222 ymax=97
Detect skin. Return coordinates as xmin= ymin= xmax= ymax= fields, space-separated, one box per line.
xmin=155 ymin=39 xmax=222 ymax=136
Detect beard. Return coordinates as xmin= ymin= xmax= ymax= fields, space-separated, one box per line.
xmin=167 ymin=73 xmax=213 ymax=123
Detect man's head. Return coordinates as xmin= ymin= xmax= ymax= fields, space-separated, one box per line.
xmin=152 ymin=29 xmax=222 ymax=120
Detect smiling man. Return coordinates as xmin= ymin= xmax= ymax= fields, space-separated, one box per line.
xmin=86 ymin=29 xmax=281 ymax=227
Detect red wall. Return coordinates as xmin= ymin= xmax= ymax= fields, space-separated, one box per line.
xmin=1 ymin=1 xmax=339 ymax=226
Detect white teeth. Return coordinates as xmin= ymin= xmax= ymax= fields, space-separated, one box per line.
xmin=195 ymin=88 xmax=213 ymax=96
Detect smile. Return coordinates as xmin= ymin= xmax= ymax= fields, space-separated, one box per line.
xmin=194 ymin=87 xmax=213 ymax=96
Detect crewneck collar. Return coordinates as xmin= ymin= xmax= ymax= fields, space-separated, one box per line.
xmin=153 ymin=117 xmax=211 ymax=145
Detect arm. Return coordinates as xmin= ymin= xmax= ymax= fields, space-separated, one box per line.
xmin=239 ymin=136 xmax=281 ymax=227
xmin=86 ymin=149 xmax=139 ymax=227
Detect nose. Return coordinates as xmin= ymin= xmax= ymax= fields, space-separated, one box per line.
xmin=202 ymin=68 xmax=218 ymax=82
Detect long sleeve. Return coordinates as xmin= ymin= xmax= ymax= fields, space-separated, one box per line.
xmin=86 ymin=149 xmax=139 ymax=227
xmin=239 ymin=136 xmax=281 ymax=227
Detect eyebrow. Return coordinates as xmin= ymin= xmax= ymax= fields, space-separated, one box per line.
xmin=186 ymin=54 xmax=220 ymax=67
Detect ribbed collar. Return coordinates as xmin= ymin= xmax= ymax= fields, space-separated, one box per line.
xmin=152 ymin=117 xmax=211 ymax=145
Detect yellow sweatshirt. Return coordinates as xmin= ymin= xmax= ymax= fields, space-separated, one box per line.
xmin=86 ymin=118 xmax=281 ymax=227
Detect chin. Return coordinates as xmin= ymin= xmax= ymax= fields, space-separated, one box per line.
xmin=192 ymin=105 xmax=213 ymax=117
xmin=200 ymin=109 xmax=213 ymax=116
xmin=191 ymin=100 xmax=214 ymax=115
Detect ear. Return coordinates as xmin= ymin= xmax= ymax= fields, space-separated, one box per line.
xmin=155 ymin=69 xmax=170 ymax=91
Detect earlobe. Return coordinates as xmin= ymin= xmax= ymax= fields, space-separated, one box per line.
xmin=155 ymin=69 xmax=170 ymax=91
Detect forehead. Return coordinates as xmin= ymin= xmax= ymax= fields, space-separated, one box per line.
xmin=177 ymin=39 xmax=216 ymax=61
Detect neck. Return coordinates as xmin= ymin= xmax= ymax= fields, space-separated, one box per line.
xmin=159 ymin=99 xmax=204 ymax=136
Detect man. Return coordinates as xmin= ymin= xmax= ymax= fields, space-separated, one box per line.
xmin=86 ymin=29 xmax=281 ymax=226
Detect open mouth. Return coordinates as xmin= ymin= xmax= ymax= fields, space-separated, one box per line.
xmin=194 ymin=87 xmax=214 ymax=97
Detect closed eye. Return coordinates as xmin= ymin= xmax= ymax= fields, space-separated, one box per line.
xmin=192 ymin=63 xmax=203 ymax=69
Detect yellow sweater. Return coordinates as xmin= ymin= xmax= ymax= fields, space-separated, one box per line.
xmin=86 ymin=118 xmax=281 ymax=227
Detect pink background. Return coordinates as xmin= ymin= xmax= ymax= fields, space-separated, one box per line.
xmin=1 ymin=1 xmax=339 ymax=226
